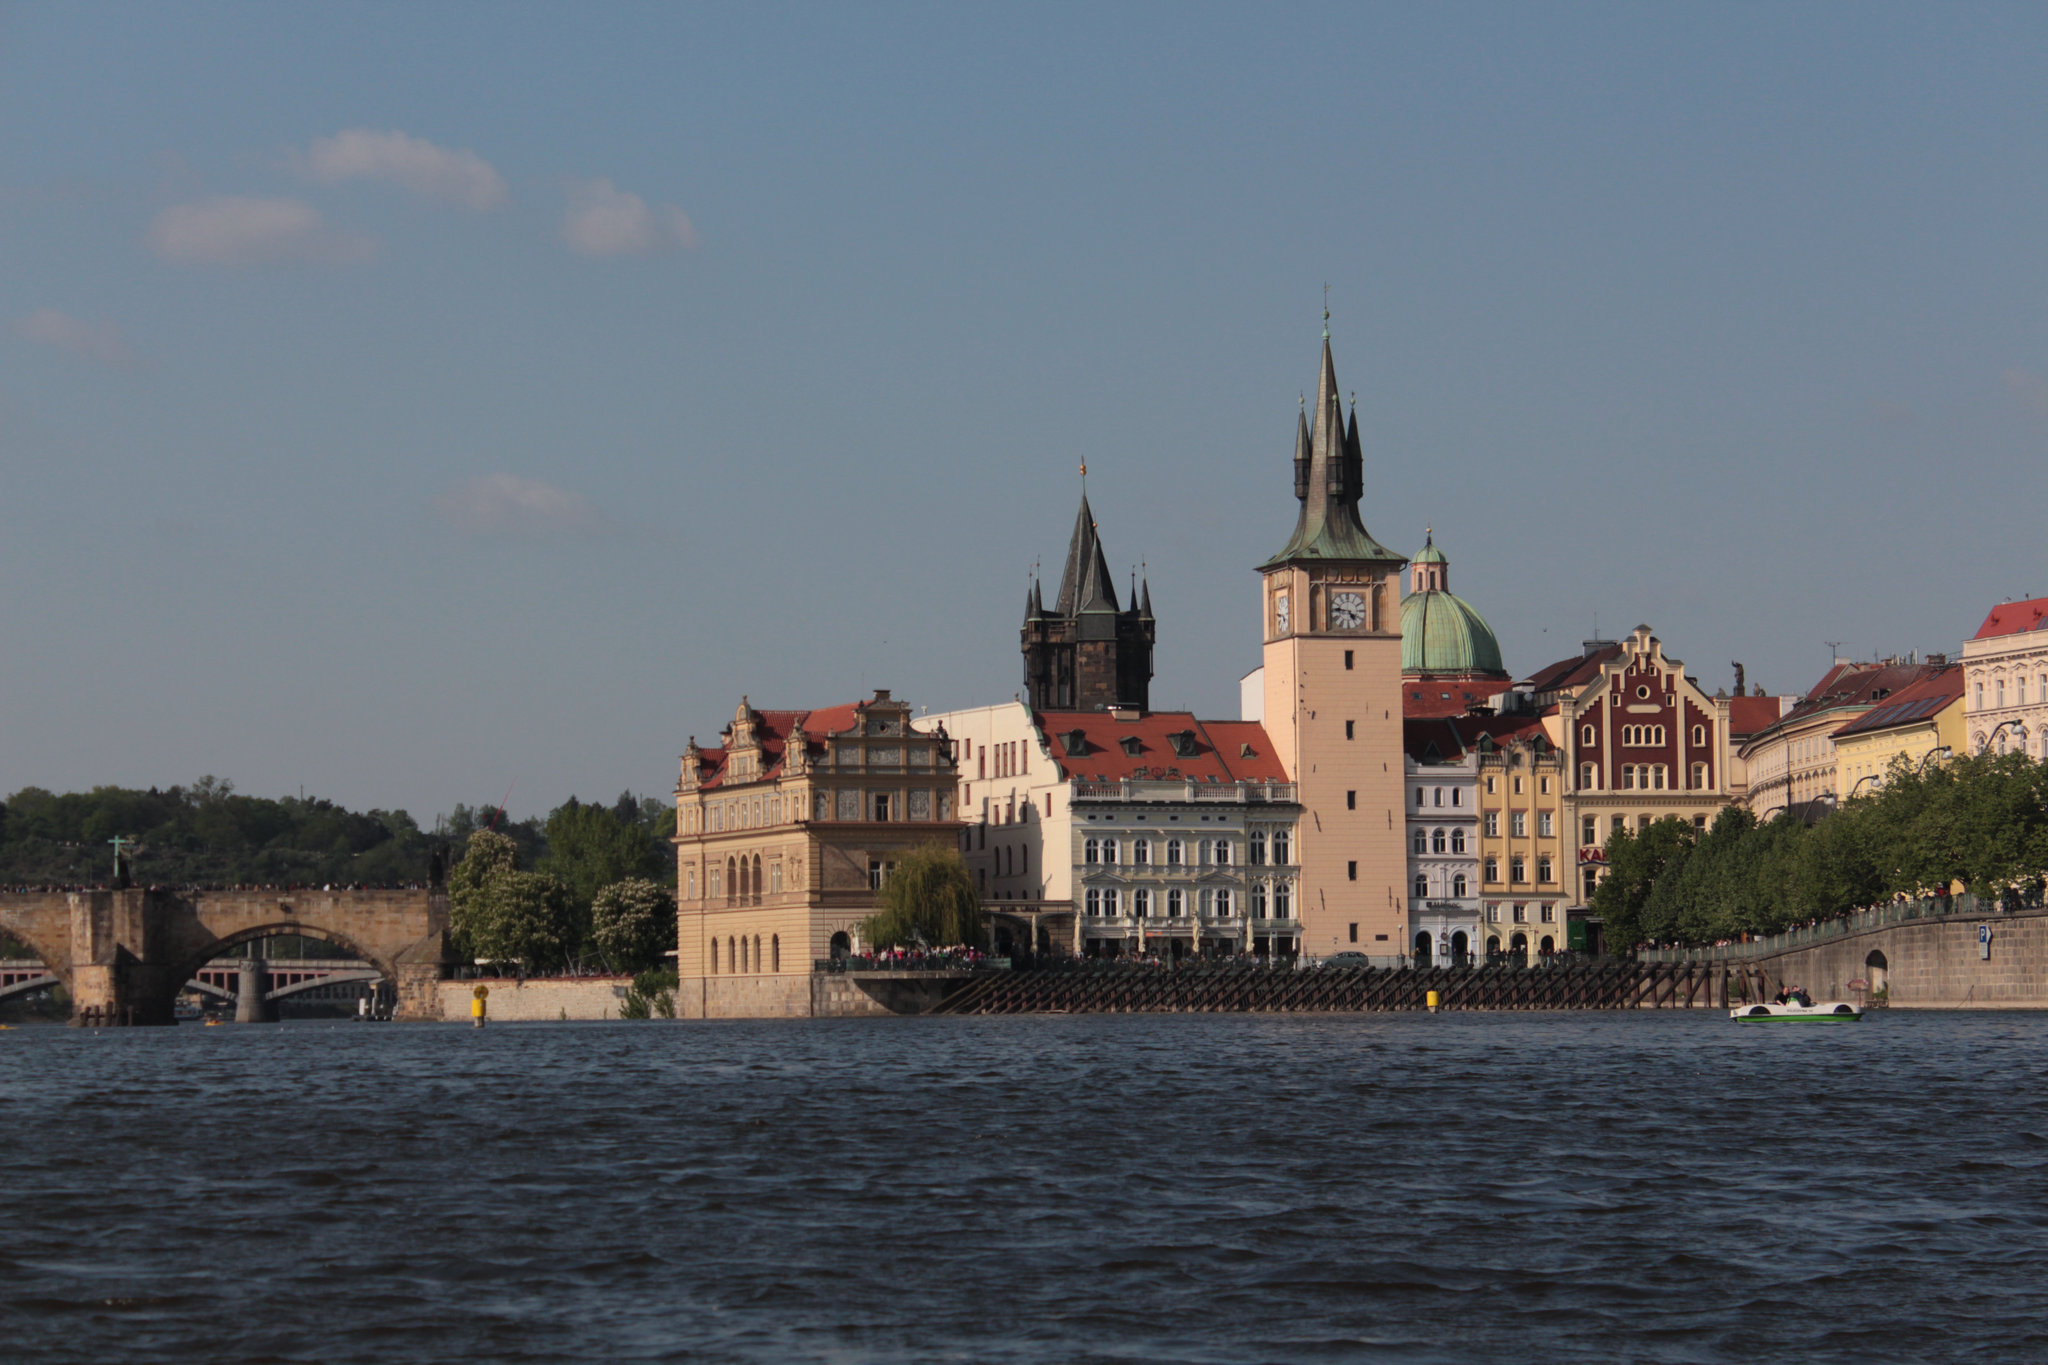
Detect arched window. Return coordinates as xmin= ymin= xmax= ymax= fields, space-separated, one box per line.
xmin=725 ymin=857 xmax=737 ymax=904
xmin=1250 ymin=882 xmax=1267 ymax=918
xmin=752 ymin=854 xmax=763 ymax=903
xmin=1413 ymin=828 xmax=1427 ymax=854
xmin=1213 ymin=840 xmax=1231 ymax=866
xmin=1413 ymin=873 xmax=1428 ymax=900
xmin=1084 ymin=837 xmax=1099 ymax=864
xmin=1450 ymin=788 xmax=1462 ymax=808
xmin=1450 ymin=829 xmax=1466 ymax=854
xmin=1538 ymin=935 xmax=1554 ymax=956
xmin=770 ymin=861 xmax=783 ymax=893
xmin=1484 ymin=856 xmax=1500 ymax=883
xmin=1452 ymin=873 xmax=1467 ymax=897
xmin=1132 ymin=888 xmax=1151 ymax=918
xmin=1580 ymin=762 xmax=1597 ymax=789
xmin=1166 ymin=838 xmax=1184 ymax=865
xmin=772 ymin=934 xmax=781 ymax=972
xmin=1019 ymin=846 xmax=1028 ymax=875
xmin=1582 ymin=724 xmax=1595 ymax=745
xmin=1085 ymin=888 xmax=1101 ymax=916
xmin=1102 ymin=838 xmax=1119 ymax=864
xmin=1273 ymin=881 xmax=1291 ymax=917
xmin=1103 ymin=888 xmax=1120 ymax=916
xmin=1433 ymin=788 xmax=1444 ymax=807
xmin=1215 ymin=888 xmax=1232 ymax=918
xmin=1431 ymin=828 xmax=1447 ymax=853
xmin=1167 ymin=889 xmax=1184 ymax=918
xmin=710 ymin=938 xmax=719 ymax=973
xmin=754 ymin=934 xmax=762 ymax=971
xmin=1131 ymin=839 xmax=1150 ymax=865
xmin=1249 ymin=830 xmax=1267 ymax=864
xmin=1273 ymin=830 xmax=1290 ymax=864
xmin=729 ymin=935 xmax=738 ymax=971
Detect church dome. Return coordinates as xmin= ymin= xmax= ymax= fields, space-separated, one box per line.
xmin=1402 ymin=590 xmax=1506 ymax=676
xmin=1399 ymin=532 xmax=1506 ymax=678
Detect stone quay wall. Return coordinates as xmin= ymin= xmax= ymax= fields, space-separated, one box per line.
xmin=1723 ymin=908 xmax=2048 ymax=1009
xmin=673 ymin=972 xmax=918 ymax=1019
xmin=440 ymin=978 xmax=632 ymax=1021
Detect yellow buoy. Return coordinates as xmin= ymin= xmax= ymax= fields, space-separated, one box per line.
xmin=1426 ymin=989 xmax=1440 ymax=1013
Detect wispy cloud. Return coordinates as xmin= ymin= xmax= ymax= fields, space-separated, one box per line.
xmin=432 ymin=473 xmax=607 ymax=536
xmin=561 ymin=179 xmax=696 ymax=257
xmin=2003 ymin=367 xmax=2048 ymax=421
xmin=13 ymin=308 xmax=140 ymax=367
xmin=147 ymin=196 xmax=374 ymax=267
xmin=302 ymin=128 xmax=507 ymax=210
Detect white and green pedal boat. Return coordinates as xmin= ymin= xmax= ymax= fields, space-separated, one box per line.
xmin=1730 ymin=999 xmax=1863 ymax=1022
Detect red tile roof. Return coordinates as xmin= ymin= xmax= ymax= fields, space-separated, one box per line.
xmin=1403 ymin=713 xmax=1550 ymax=763
xmin=1727 ymin=695 xmax=1789 ymax=738
xmin=1831 ymin=665 xmax=1964 ymax=739
xmin=1033 ymin=711 xmax=1291 ymax=783
xmin=1519 ymin=643 xmax=1625 ymax=698
xmin=1403 ymin=682 xmax=1501 ymax=718
xmin=1973 ymin=596 xmax=2048 ymax=640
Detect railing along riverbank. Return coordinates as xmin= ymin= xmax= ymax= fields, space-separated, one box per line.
xmin=1637 ymin=892 xmax=2022 ymax=964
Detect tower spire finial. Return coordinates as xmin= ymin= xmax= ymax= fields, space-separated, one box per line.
xmin=1322 ymin=282 xmax=1330 ymax=339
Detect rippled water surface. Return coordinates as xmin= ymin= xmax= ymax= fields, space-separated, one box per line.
xmin=5 ymin=1011 xmax=2048 ymax=1363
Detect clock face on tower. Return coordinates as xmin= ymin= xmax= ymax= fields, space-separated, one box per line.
xmin=1274 ymin=592 xmax=1290 ymax=636
xmin=1330 ymin=591 xmax=1366 ymax=630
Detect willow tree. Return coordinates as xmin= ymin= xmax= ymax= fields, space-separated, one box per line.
xmin=862 ymin=844 xmax=984 ymax=950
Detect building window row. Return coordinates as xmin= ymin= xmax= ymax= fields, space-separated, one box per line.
xmin=1413 ymin=872 xmax=1471 ymax=900
xmin=1413 ymin=786 xmax=1465 ymax=808
xmin=1084 ymin=886 xmax=1243 ymax=919
xmin=1411 ymin=827 xmax=1469 ymax=854
xmin=710 ymin=932 xmax=781 ymax=975
xmin=1621 ymin=725 xmax=1667 ymax=746
xmin=1084 ymin=836 xmax=1249 ymax=867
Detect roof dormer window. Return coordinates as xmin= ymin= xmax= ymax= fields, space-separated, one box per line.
xmin=1120 ymin=735 xmax=1144 ymax=756
xmin=1061 ymin=730 xmax=1088 ymax=756
xmin=1167 ymin=731 xmax=1199 ymax=758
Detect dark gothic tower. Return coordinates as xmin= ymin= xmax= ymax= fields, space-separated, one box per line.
xmin=1021 ymin=490 xmax=1155 ymax=711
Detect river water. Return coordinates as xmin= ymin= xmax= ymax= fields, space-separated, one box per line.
xmin=4 ymin=1011 xmax=2046 ymax=1363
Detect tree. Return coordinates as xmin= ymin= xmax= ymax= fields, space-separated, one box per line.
xmin=1593 ymin=817 xmax=1696 ymax=950
xmin=862 ymin=844 xmax=984 ymax=950
xmin=447 ymin=828 xmax=584 ymax=970
xmin=590 ymin=877 xmax=678 ymax=973
xmin=541 ymin=798 xmax=662 ymax=911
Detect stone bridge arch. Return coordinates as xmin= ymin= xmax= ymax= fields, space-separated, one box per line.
xmin=0 ymin=887 xmax=454 ymax=1024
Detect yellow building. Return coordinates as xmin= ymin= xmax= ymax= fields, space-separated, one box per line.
xmin=1472 ymin=719 xmax=1570 ymax=961
xmin=672 ymin=691 xmax=964 ymax=1016
xmin=1831 ymin=663 xmax=1965 ymax=798
xmin=1737 ymin=658 xmax=1941 ymax=816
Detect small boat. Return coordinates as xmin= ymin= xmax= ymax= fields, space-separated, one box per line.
xmin=1731 ymin=1000 xmax=1862 ymax=1022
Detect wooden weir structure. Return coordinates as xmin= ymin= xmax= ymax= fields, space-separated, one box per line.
xmin=929 ymin=959 xmax=1727 ymax=1015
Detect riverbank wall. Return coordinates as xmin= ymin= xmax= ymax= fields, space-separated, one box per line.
xmin=1648 ymin=903 xmax=2048 ymax=1008
xmin=439 ymin=978 xmax=631 ymax=1021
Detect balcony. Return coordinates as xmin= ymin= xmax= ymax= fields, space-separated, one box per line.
xmin=1070 ymin=780 xmax=1298 ymax=805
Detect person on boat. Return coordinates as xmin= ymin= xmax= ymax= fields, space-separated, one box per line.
xmin=1773 ymin=987 xmax=1790 ymax=1004
xmin=1791 ymin=987 xmax=1813 ymax=1007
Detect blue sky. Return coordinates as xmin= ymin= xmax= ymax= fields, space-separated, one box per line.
xmin=3 ymin=3 xmax=2045 ymax=822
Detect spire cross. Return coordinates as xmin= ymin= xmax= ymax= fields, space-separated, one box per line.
xmin=1322 ymin=283 xmax=1330 ymax=338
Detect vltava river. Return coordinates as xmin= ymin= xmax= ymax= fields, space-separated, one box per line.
xmin=4 ymin=1011 xmax=2046 ymax=1363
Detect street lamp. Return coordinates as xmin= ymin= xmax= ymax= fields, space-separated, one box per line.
xmin=1915 ymin=745 xmax=1953 ymax=774
xmin=1848 ymin=773 xmax=1883 ymax=799
xmin=1980 ymin=720 xmax=2031 ymax=755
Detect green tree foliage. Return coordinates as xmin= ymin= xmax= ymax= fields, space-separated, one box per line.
xmin=590 ymin=877 xmax=678 ymax=973
xmin=862 ymin=844 xmax=984 ymax=950
xmin=1592 ymin=816 xmax=1697 ymax=951
xmin=1606 ymin=750 xmax=2048 ymax=948
xmin=621 ymin=966 xmax=678 ymax=1020
xmin=541 ymin=797 xmax=664 ymax=910
xmin=447 ymin=829 xmax=584 ymax=970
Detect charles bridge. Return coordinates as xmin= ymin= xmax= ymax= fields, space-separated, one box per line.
xmin=0 ymin=886 xmax=452 ymax=1024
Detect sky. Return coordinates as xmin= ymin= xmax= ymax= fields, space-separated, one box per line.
xmin=3 ymin=2 xmax=2045 ymax=823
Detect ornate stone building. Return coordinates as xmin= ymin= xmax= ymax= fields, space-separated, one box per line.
xmin=1962 ymin=596 xmax=2048 ymax=759
xmin=1021 ymin=491 xmax=1155 ymax=712
xmin=672 ymin=690 xmax=963 ymax=1015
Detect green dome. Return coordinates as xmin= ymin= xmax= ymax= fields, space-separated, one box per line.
xmin=1412 ymin=539 xmax=1448 ymax=565
xmin=1401 ymin=588 xmax=1506 ymax=677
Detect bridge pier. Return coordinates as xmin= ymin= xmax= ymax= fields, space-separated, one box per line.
xmin=233 ymin=958 xmax=272 ymax=1023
